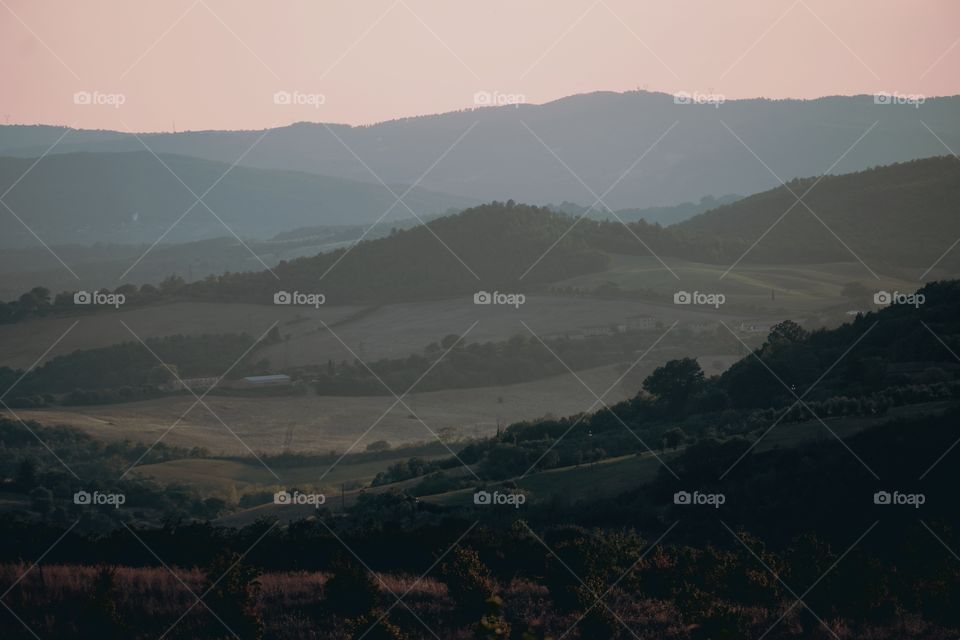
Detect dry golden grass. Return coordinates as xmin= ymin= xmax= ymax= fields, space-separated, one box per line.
xmin=6 ymin=365 xmax=642 ymax=454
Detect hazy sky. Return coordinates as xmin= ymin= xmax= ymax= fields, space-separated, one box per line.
xmin=3 ymin=0 xmax=959 ymax=131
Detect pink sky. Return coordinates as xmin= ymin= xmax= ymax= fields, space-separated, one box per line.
xmin=2 ymin=0 xmax=959 ymax=132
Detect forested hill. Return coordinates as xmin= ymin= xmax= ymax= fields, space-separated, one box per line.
xmin=185 ymin=202 xmax=609 ymax=303
xmin=676 ymin=156 xmax=960 ymax=272
xmin=5 ymin=157 xmax=958 ymax=312
xmin=165 ymin=154 xmax=960 ymax=305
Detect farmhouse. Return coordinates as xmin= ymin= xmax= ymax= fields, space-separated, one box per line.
xmin=239 ymin=374 xmax=292 ymax=388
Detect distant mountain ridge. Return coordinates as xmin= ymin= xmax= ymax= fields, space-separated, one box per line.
xmin=3 ymin=91 xmax=959 ymax=209
xmin=0 ymin=151 xmax=474 ymax=248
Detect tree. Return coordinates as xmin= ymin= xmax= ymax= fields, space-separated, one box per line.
xmin=325 ymin=553 xmax=381 ymax=618
xmin=765 ymin=320 xmax=808 ymax=350
xmin=365 ymin=439 xmax=391 ymax=452
xmin=642 ymin=358 xmax=704 ymax=414
xmin=15 ymin=457 xmax=38 ymax=489
xmin=663 ymin=427 xmax=686 ymax=450
xmin=438 ymin=546 xmax=505 ymax=632
xmin=202 ymin=551 xmax=264 ymax=640
xmin=79 ymin=567 xmax=128 ymax=640
xmin=29 ymin=485 xmax=53 ymax=514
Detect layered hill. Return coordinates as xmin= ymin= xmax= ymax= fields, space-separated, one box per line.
xmin=676 ymin=156 xmax=960 ymax=273
xmin=141 ymin=158 xmax=960 ymax=304
xmin=0 ymin=151 xmax=474 ymax=248
xmin=3 ymin=91 xmax=958 ymax=210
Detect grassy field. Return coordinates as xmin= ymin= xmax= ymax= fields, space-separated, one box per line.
xmin=7 ymin=365 xmax=644 ymax=454
xmin=0 ymin=258 xmax=906 ymax=371
xmin=190 ymin=400 xmax=955 ymax=528
xmin=132 ymin=450 xmax=452 ymax=496
xmin=0 ymin=300 xmax=363 ymax=369
xmin=0 ymin=293 xmax=754 ymax=370
xmin=556 ymin=255 xmax=921 ymax=314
